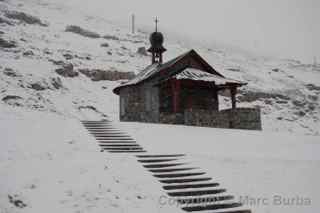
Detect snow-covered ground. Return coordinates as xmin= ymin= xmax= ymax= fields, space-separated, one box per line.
xmin=0 ymin=0 xmax=319 ymax=134
xmin=118 ymin=121 xmax=320 ymax=213
xmin=0 ymin=110 xmax=183 ymax=213
xmin=1 ymin=0 xmax=320 ymax=212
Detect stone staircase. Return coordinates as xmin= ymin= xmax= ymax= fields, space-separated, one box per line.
xmin=82 ymin=120 xmax=146 ymax=153
xmin=82 ymin=120 xmax=251 ymax=213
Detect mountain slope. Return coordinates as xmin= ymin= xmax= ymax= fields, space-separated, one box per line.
xmin=0 ymin=0 xmax=319 ymax=134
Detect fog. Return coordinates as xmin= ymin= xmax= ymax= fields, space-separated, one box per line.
xmin=52 ymin=0 xmax=319 ymax=63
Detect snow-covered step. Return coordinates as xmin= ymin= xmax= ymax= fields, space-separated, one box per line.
xmin=83 ymin=123 xmax=112 ymax=126
xmin=159 ymin=177 xmax=212 ymax=184
xmin=91 ymin=132 xmax=131 ymax=135
xmin=163 ymin=182 xmax=219 ymax=190
xmin=181 ymin=202 xmax=242 ymax=212
xmin=82 ymin=123 xmax=112 ymax=125
xmin=99 ymin=142 xmax=140 ymax=146
xmin=87 ymin=128 xmax=122 ymax=131
xmin=91 ymin=135 xmax=134 ymax=138
xmin=81 ymin=120 xmax=110 ymax=122
xmin=149 ymin=167 xmax=197 ymax=173
xmin=84 ymin=125 xmax=114 ymax=127
xmin=97 ymin=139 xmax=136 ymax=142
xmin=87 ymin=128 xmax=120 ymax=131
xmin=84 ymin=125 xmax=115 ymax=129
xmin=98 ymin=140 xmax=137 ymax=143
xmin=84 ymin=124 xmax=115 ymax=127
xmin=176 ymin=195 xmax=234 ymax=205
xmin=143 ymin=163 xmax=186 ymax=168
xmin=154 ymin=172 xmax=206 ymax=178
xmin=167 ymin=188 xmax=226 ymax=197
xmin=87 ymin=130 xmax=120 ymax=132
xmin=102 ymin=147 xmax=144 ymax=151
xmin=100 ymin=144 xmax=142 ymax=147
xmin=92 ymin=136 xmax=134 ymax=140
xmin=108 ymin=150 xmax=146 ymax=153
xmin=94 ymin=137 xmax=135 ymax=140
xmin=197 ymin=207 xmax=251 ymax=213
xmin=92 ymin=132 xmax=130 ymax=136
xmin=136 ymin=154 xmax=185 ymax=158
xmin=138 ymin=158 xmax=179 ymax=163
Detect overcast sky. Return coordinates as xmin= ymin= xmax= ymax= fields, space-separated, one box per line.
xmin=55 ymin=0 xmax=320 ymax=63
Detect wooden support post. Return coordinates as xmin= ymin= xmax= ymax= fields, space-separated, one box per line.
xmin=230 ymin=86 xmax=237 ymax=109
xmin=213 ymin=89 xmax=219 ymax=111
xmin=171 ymin=79 xmax=180 ymax=113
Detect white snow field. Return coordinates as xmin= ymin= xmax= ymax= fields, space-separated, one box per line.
xmin=0 ymin=0 xmax=320 ymax=212
xmin=118 ymin=121 xmax=320 ymax=213
xmin=0 ymin=109 xmax=183 ymax=213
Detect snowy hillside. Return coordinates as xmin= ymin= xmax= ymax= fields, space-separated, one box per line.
xmin=0 ymin=0 xmax=319 ymax=135
xmin=1 ymin=0 xmax=320 ymax=213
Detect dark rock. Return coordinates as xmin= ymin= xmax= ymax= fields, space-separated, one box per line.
xmin=137 ymin=47 xmax=147 ymax=56
xmin=48 ymin=59 xmax=65 ymax=66
xmin=2 ymin=95 xmax=22 ymax=101
xmin=107 ymin=51 xmax=112 ymax=55
xmin=51 ymin=77 xmax=63 ymax=89
xmin=0 ymin=38 xmax=16 ymax=48
xmin=43 ymin=48 xmax=52 ymax=55
xmin=308 ymin=95 xmax=318 ymax=101
xmin=23 ymin=50 xmax=34 ymax=56
xmin=2 ymin=95 xmax=23 ymax=106
xmin=4 ymin=11 xmax=47 ymax=26
xmin=295 ymin=110 xmax=306 ymax=117
xmin=307 ymin=104 xmax=316 ymax=111
xmin=227 ymin=68 xmax=241 ymax=72
xmin=305 ymin=83 xmax=320 ymax=91
xmin=103 ymin=34 xmax=119 ymax=41
xmin=79 ymin=68 xmax=135 ymax=81
xmin=63 ymin=53 xmax=73 ymax=60
xmin=276 ymin=100 xmax=288 ymax=104
xmin=272 ymin=68 xmax=280 ymax=72
xmin=75 ymin=54 xmax=91 ymax=60
xmin=8 ymin=195 xmax=27 ymax=208
xmin=292 ymin=100 xmax=305 ymax=107
xmin=264 ymin=99 xmax=272 ymax=105
xmin=30 ymin=82 xmax=46 ymax=91
xmin=65 ymin=25 xmax=100 ymax=38
xmin=78 ymin=105 xmax=107 ymax=117
xmin=78 ymin=105 xmax=97 ymax=111
xmin=100 ymin=42 xmax=109 ymax=47
xmin=3 ymin=68 xmax=20 ymax=77
xmin=55 ymin=63 xmax=78 ymax=78
xmin=0 ymin=16 xmax=13 ymax=25
xmin=238 ymin=90 xmax=290 ymax=102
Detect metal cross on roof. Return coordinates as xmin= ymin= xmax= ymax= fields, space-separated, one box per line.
xmin=155 ymin=17 xmax=158 ymax=32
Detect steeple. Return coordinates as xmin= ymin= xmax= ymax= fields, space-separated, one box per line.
xmin=148 ymin=18 xmax=166 ymax=64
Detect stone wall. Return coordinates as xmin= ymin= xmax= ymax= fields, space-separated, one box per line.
xmin=159 ymin=112 xmax=184 ymax=124
xmin=119 ymin=83 xmax=159 ymax=123
xmin=184 ymin=107 xmax=262 ymax=130
xmin=119 ymin=82 xmax=261 ymax=130
xmin=119 ymin=86 xmax=143 ymax=121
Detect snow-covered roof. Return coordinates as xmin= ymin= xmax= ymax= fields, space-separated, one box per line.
xmin=113 ymin=49 xmax=245 ymax=94
xmin=113 ymin=51 xmax=192 ymax=94
xmin=174 ymin=68 xmax=243 ymax=85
